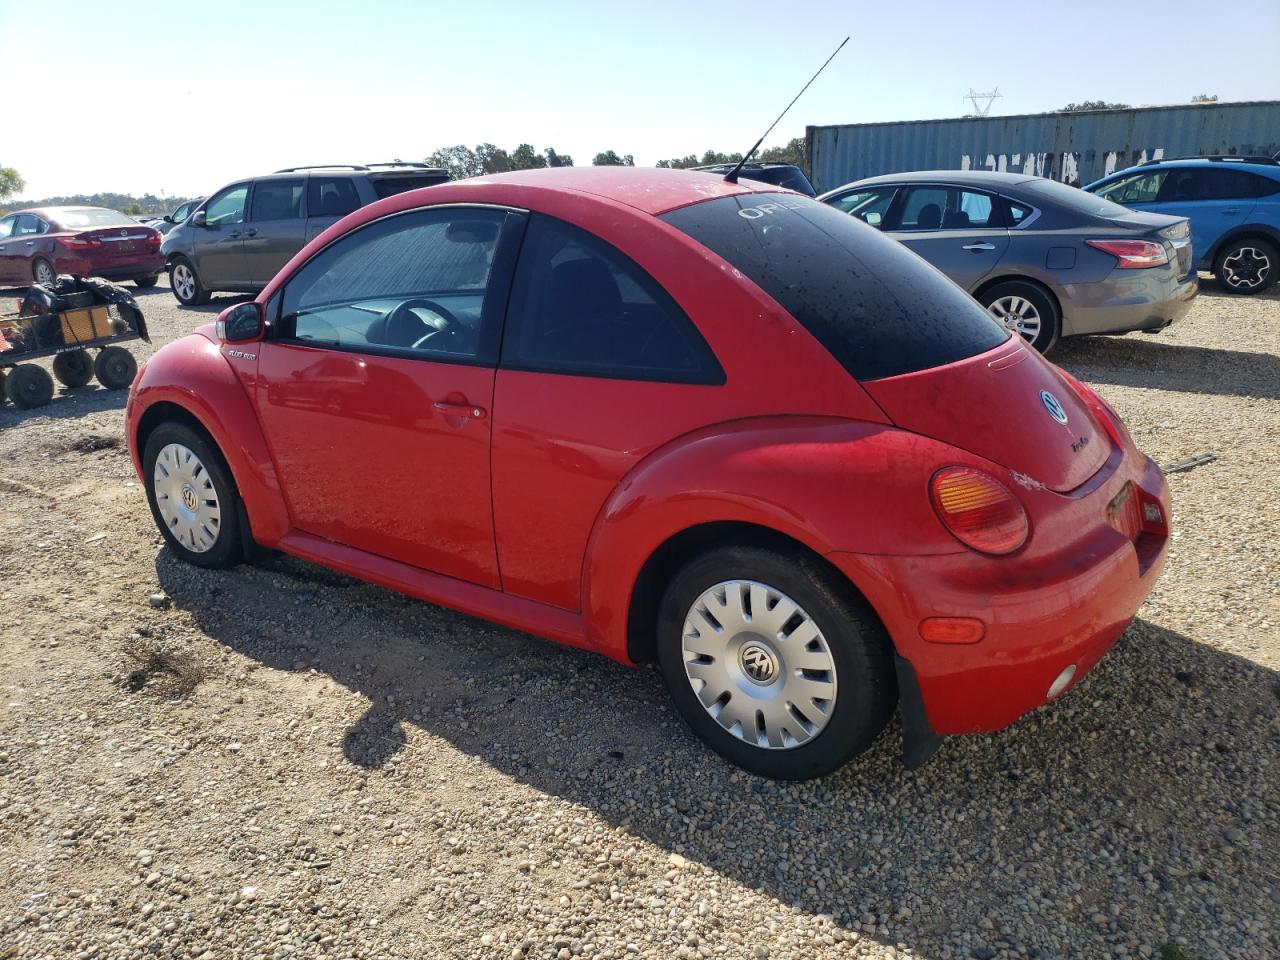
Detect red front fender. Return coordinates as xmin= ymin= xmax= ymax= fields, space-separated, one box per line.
xmin=126 ymin=333 xmax=290 ymax=545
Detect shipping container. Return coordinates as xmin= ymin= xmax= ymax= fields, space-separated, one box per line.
xmin=806 ymin=100 xmax=1280 ymax=194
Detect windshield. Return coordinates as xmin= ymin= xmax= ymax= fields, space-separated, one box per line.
xmin=661 ymin=193 xmax=1008 ymax=381
xmin=54 ymin=208 xmax=138 ymax=228
xmin=1022 ymin=178 xmax=1131 ymax=218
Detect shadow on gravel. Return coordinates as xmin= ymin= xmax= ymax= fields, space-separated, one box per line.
xmin=1054 ymin=335 xmax=1280 ymax=400
xmin=156 ymin=549 xmax=1280 ymax=959
xmin=0 ymin=385 xmax=127 ymax=428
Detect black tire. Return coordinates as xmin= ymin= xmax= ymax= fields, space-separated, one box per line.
xmin=143 ymin=421 xmax=243 ymax=568
xmin=94 ymin=346 xmax=138 ymax=390
xmin=32 ymin=258 xmax=56 ymax=287
xmin=978 ymin=280 xmax=1061 ymax=354
xmin=169 ymin=256 xmax=211 ymax=306
xmin=5 ymin=363 xmax=55 ymax=409
xmin=134 ymin=275 xmax=159 ymax=289
xmin=52 ymin=349 xmax=94 ymax=388
xmin=1213 ymin=237 xmax=1278 ymax=295
xmin=656 ymin=544 xmax=897 ymax=780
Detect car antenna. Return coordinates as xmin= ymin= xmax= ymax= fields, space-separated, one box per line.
xmin=723 ymin=36 xmax=849 ymax=185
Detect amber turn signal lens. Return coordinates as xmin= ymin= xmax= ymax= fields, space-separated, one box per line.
xmin=919 ymin=617 xmax=986 ymax=644
xmin=930 ymin=467 xmax=1029 ymax=555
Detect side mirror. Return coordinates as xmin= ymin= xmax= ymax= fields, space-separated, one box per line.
xmin=216 ymin=302 xmax=264 ymax=343
xmin=192 ymin=210 xmax=208 ymax=227
xmin=163 ymin=215 xmax=174 ymax=223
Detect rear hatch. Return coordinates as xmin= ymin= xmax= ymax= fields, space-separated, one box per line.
xmin=863 ymin=340 xmax=1108 ymax=493
xmin=83 ymin=226 xmax=158 ymax=260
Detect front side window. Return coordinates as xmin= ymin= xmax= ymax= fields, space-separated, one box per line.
xmin=1094 ymin=170 xmax=1165 ymax=204
xmin=250 ymin=178 xmax=304 ymax=221
xmin=0 ymin=217 xmax=13 ymax=239
xmin=204 ymin=185 xmax=249 ymax=227
xmin=307 ymin=177 xmax=361 ymax=217
xmin=279 ymin=207 xmax=509 ymax=364
xmin=502 ymin=215 xmax=723 ymax=383
xmin=828 ymin=188 xmax=896 ymax=228
xmin=661 ymin=193 xmax=1008 ymax=381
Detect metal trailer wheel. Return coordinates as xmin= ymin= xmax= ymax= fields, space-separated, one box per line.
xmin=94 ymin=346 xmax=138 ymax=390
xmin=5 ymin=363 xmax=55 ymax=408
xmin=52 ymin=349 xmax=94 ymax=388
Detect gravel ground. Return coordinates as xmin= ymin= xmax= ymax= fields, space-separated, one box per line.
xmin=0 ymin=277 xmax=1277 ymax=960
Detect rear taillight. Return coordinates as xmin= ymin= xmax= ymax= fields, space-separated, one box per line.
xmin=1085 ymin=239 xmax=1169 ymax=269
xmin=1056 ymin=367 xmax=1132 ymax=450
xmin=59 ymin=235 xmax=103 ymax=251
xmin=930 ymin=467 xmax=1029 ymax=555
xmin=146 ymin=231 xmax=162 ymax=249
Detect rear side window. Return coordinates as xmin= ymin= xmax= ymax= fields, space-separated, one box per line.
xmin=371 ymin=174 xmax=450 ymax=199
xmin=503 ymin=215 xmax=723 ymax=383
xmin=250 ymin=178 xmax=304 ymax=221
xmin=660 ymin=193 xmax=1008 ymax=381
xmin=307 ymin=177 xmax=361 ymax=217
xmin=896 ymin=187 xmax=997 ymax=229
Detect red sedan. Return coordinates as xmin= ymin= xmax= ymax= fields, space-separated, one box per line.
xmin=0 ymin=206 xmax=163 ymax=288
xmin=124 ymin=168 xmax=1170 ymax=780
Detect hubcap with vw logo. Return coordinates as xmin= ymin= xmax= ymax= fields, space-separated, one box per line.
xmin=682 ymin=580 xmax=838 ymax=750
xmin=152 ymin=442 xmax=222 ymax=554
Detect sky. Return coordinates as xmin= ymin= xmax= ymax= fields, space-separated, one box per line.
xmin=4 ymin=0 xmax=1278 ymax=202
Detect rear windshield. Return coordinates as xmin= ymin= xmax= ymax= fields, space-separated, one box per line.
xmin=745 ymin=167 xmax=816 ymax=197
xmin=371 ymin=174 xmax=451 ymax=199
xmin=660 ymin=193 xmax=1008 ymax=381
xmin=54 ymin=208 xmax=137 ymax=228
xmin=1026 ymin=178 xmax=1130 ymax=218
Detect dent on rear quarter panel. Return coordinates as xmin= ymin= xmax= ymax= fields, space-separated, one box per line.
xmin=129 ymin=333 xmax=289 ymax=545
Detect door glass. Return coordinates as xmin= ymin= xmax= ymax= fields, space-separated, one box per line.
xmin=828 ymin=189 xmax=895 ymax=227
xmin=503 ymin=215 xmax=722 ymax=383
xmin=307 ymin=177 xmax=361 ymax=217
xmin=0 ymin=217 xmax=13 ymax=238
xmin=205 ymin=185 xmax=249 ymax=226
xmin=250 ymin=178 xmax=304 ymax=220
xmin=12 ymin=215 xmax=41 ymax=237
xmin=1095 ymin=171 xmax=1165 ymax=204
xmin=897 ymin=187 xmax=997 ymax=229
xmin=280 ymin=207 xmax=507 ymax=362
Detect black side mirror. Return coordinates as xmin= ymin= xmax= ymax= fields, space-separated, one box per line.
xmin=163 ymin=215 xmax=174 ymax=223
xmin=217 ymin=302 xmax=264 ymax=343
xmin=192 ymin=210 xmax=208 ymax=227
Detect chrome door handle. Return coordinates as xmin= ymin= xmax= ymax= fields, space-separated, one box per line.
xmin=244 ymin=229 xmax=258 ymax=237
xmin=963 ymin=242 xmax=996 ymax=251
xmin=433 ymin=401 xmax=486 ymax=420
xmin=26 ymin=241 xmax=35 ymax=246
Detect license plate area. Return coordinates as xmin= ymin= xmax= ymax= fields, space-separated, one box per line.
xmin=1107 ymin=482 xmax=1143 ymax=542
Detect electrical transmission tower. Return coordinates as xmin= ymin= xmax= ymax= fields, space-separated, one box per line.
xmin=964 ymin=87 xmax=1002 ymax=117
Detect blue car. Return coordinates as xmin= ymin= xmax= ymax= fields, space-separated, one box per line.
xmin=1085 ymin=156 xmax=1280 ymax=295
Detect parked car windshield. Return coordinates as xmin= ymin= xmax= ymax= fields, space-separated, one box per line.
xmin=1024 ymin=178 xmax=1130 ymax=218
xmin=54 ymin=208 xmax=138 ymax=228
xmin=661 ymin=193 xmax=1009 ymax=381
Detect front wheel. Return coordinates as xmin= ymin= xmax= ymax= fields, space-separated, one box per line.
xmin=169 ymin=257 xmax=210 ymax=306
xmin=143 ymin=422 xmax=243 ymax=568
xmin=979 ymin=280 xmax=1061 ymax=354
xmin=656 ymin=545 xmax=897 ymax=780
xmin=1214 ymin=238 xmax=1277 ymax=295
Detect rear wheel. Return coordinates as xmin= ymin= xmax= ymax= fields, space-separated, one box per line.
xmin=656 ymin=544 xmax=896 ymax=780
xmin=52 ymin=349 xmax=94 ymax=388
xmin=169 ymin=257 xmax=210 ymax=306
xmin=979 ymin=280 xmax=1060 ymax=354
xmin=134 ymin=275 xmax=159 ymax=289
xmin=143 ymin=422 xmax=243 ymax=568
xmin=5 ymin=363 xmax=54 ymax=409
xmin=1214 ymin=238 xmax=1277 ymax=294
xmin=32 ymin=258 xmax=55 ymax=287
xmin=94 ymin=346 xmax=138 ymax=390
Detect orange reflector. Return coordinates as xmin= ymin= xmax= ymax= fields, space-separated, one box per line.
xmin=919 ymin=617 xmax=986 ymax=644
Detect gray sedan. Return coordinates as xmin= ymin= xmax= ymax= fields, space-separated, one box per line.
xmin=818 ymin=170 xmax=1198 ymax=352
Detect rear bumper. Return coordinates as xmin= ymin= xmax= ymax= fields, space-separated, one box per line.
xmin=55 ymin=253 xmax=164 ymax=280
xmin=828 ymin=451 xmax=1169 ymax=735
xmin=1062 ymin=272 xmax=1198 ymax=336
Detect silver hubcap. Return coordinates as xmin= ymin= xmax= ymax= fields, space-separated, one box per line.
xmin=35 ymin=261 xmax=53 ymax=285
xmin=1222 ymin=247 xmax=1271 ymax=290
xmin=682 ymin=580 xmax=838 ymax=750
xmin=987 ymin=295 xmax=1042 ymax=343
xmin=153 ymin=443 xmax=221 ymax=553
xmin=173 ymin=264 xmax=196 ymax=301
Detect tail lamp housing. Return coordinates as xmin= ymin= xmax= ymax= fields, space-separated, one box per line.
xmin=59 ymin=235 xmax=104 ymax=251
xmin=1085 ymin=239 xmax=1169 ymax=269
xmin=930 ymin=467 xmax=1029 ymax=555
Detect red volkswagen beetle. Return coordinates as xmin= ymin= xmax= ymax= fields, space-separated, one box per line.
xmin=125 ymin=168 xmax=1169 ymax=779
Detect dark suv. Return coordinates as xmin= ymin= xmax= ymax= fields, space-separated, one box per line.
xmin=161 ymin=163 xmax=451 ymax=305
xmin=690 ymin=162 xmax=816 ymax=197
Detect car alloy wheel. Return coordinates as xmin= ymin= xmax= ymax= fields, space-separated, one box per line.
xmin=681 ymin=579 xmax=838 ymax=749
xmin=172 ymin=262 xmax=197 ymax=302
xmin=1221 ymin=246 xmax=1272 ymax=291
xmin=152 ymin=442 xmax=223 ymax=554
xmin=986 ymin=294 xmax=1042 ymax=343
xmin=33 ymin=259 xmax=55 ymax=286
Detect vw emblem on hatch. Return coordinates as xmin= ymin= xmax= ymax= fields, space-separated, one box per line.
xmin=1040 ymin=390 xmax=1069 ymax=425
xmin=739 ymin=642 xmax=779 ymax=685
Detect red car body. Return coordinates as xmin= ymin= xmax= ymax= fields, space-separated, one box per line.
xmin=0 ymin=206 xmax=163 ymax=287
xmin=125 ymin=168 xmax=1169 ymax=769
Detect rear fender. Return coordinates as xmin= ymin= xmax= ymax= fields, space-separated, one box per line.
xmin=127 ymin=333 xmax=289 ymax=545
xmin=579 ymin=416 xmax=972 ymax=662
